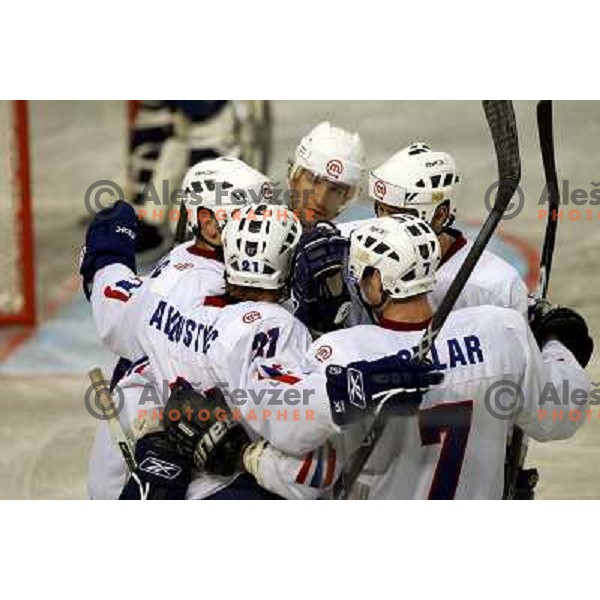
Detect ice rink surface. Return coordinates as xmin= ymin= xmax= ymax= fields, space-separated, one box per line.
xmin=0 ymin=100 xmax=598 ymax=499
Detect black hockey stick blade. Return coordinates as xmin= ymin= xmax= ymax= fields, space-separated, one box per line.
xmin=483 ymin=100 xmax=522 ymax=207
xmin=536 ymin=100 xmax=560 ymax=299
xmin=334 ymin=101 xmax=521 ymax=500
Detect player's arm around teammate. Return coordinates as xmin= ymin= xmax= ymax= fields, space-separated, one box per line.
xmin=201 ymin=215 xmax=593 ymax=499
xmin=117 ymin=207 xmax=443 ymax=499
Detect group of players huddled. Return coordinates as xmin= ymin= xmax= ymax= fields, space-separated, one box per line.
xmin=80 ymin=114 xmax=594 ymax=499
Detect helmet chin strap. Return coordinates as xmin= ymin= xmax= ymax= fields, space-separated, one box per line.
xmin=431 ymin=199 xmax=455 ymax=234
xmin=356 ymin=282 xmax=389 ymax=320
xmin=195 ymin=229 xmax=224 ymax=259
xmin=370 ymin=290 xmax=390 ymax=314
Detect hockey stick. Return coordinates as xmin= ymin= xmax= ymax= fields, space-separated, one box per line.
xmin=333 ymin=100 xmax=522 ymax=499
xmin=88 ymin=367 xmax=137 ymax=472
xmin=503 ymin=100 xmax=559 ymax=500
xmin=535 ymin=100 xmax=560 ymax=301
xmin=173 ymin=197 xmax=189 ymax=247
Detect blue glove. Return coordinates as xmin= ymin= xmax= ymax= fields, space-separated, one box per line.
xmin=292 ymin=221 xmax=350 ymax=332
xmin=325 ymin=355 xmax=444 ymax=428
xmin=80 ymin=200 xmax=138 ymax=300
xmin=119 ymin=432 xmax=192 ymax=500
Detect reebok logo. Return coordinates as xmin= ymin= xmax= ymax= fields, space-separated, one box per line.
xmin=139 ymin=456 xmax=182 ymax=480
xmin=348 ymin=368 xmax=367 ymax=410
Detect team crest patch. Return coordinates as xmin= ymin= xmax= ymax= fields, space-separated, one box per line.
xmin=242 ymin=311 xmax=262 ymax=324
xmin=326 ymin=159 xmax=344 ymax=179
xmin=173 ymin=262 xmax=194 ymax=271
xmin=316 ymin=345 xmax=333 ymax=362
xmin=374 ymin=179 xmax=386 ymax=200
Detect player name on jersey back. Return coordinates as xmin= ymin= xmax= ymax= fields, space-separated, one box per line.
xmin=148 ymin=299 xmax=219 ymax=353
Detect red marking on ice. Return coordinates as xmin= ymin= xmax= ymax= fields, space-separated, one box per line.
xmin=0 ymin=274 xmax=80 ymax=363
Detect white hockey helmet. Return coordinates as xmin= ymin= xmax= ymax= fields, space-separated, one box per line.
xmin=348 ymin=214 xmax=441 ymax=300
xmin=290 ymin=121 xmax=365 ymax=203
xmin=222 ymin=203 xmax=302 ymax=290
xmin=368 ymin=143 xmax=461 ymax=227
xmin=181 ymin=156 xmax=272 ymax=235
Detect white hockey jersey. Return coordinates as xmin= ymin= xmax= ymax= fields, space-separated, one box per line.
xmin=430 ymin=231 xmax=529 ymax=316
xmin=88 ymin=226 xmax=531 ymax=500
xmin=255 ymin=305 xmax=590 ymax=499
xmin=201 ymin=301 xmax=335 ymax=454
xmin=91 ymin=241 xmax=227 ymax=361
xmin=127 ymin=299 xmax=341 ymax=499
xmin=128 ymin=297 xmax=345 ymax=456
xmin=88 ymin=242 xmax=238 ymax=499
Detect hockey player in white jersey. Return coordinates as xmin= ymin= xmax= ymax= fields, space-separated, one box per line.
xmin=292 ymin=143 xmax=529 ymax=337
xmin=194 ymin=214 xmax=592 ymax=499
xmin=287 ymin=122 xmax=365 ymax=228
xmin=82 ymin=156 xmax=271 ymax=361
xmin=365 ymin=142 xmax=529 ymax=315
xmin=84 ymin=128 xmax=368 ymax=498
xmin=85 ymin=123 xmax=364 ymax=380
xmin=116 ymin=205 xmax=444 ymax=500
xmin=87 ymin=122 xmax=364 ymax=358
xmin=290 ymin=142 xmax=538 ymax=495
xmin=82 ymin=157 xmax=272 ymax=498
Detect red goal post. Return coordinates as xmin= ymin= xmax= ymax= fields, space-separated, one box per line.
xmin=0 ymin=100 xmax=35 ymax=326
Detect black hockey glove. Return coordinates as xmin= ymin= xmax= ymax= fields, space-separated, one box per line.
xmin=80 ymin=200 xmax=138 ymax=300
xmin=291 ymin=221 xmax=351 ymax=333
xmin=325 ymin=354 xmax=445 ymax=428
xmin=119 ymin=431 xmax=192 ymax=500
xmin=164 ymin=383 xmax=251 ymax=477
xmin=529 ymin=298 xmax=594 ymax=367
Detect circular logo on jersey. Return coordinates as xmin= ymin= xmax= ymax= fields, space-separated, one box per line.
xmin=261 ymin=181 xmax=273 ymax=201
xmin=316 ymin=345 xmax=333 ymax=362
xmin=374 ymin=179 xmax=387 ymax=200
xmin=326 ymin=159 xmax=344 ymax=179
xmin=242 ymin=311 xmax=262 ymax=324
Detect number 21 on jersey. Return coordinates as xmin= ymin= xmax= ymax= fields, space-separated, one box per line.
xmin=252 ymin=327 xmax=280 ymax=359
